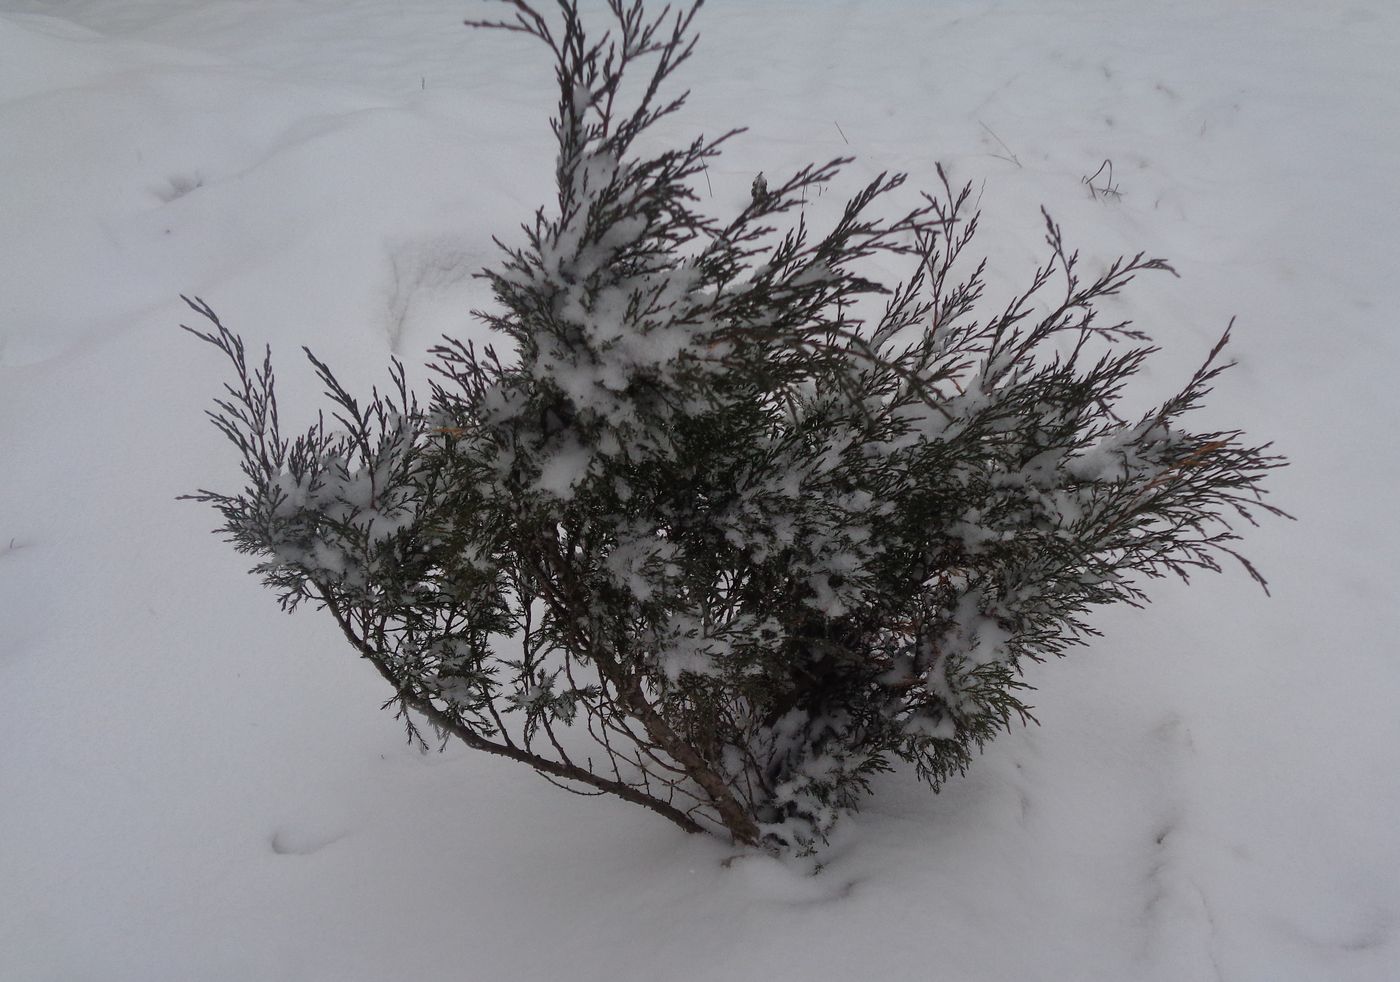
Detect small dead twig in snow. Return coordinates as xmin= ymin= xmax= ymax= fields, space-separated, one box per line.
xmin=1083 ymin=158 xmax=1123 ymax=199
xmin=978 ymin=121 xmax=1021 ymax=168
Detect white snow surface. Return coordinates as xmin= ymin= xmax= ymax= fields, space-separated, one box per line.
xmin=3 ymin=1 xmax=1399 ymax=979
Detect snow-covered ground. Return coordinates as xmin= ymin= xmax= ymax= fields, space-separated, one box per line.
xmin=3 ymin=1 xmax=1398 ymax=979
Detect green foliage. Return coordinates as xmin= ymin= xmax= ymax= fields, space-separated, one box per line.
xmin=186 ymin=0 xmax=1286 ymax=853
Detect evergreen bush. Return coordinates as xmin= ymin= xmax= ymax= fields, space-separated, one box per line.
xmin=186 ymin=0 xmax=1286 ymax=853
